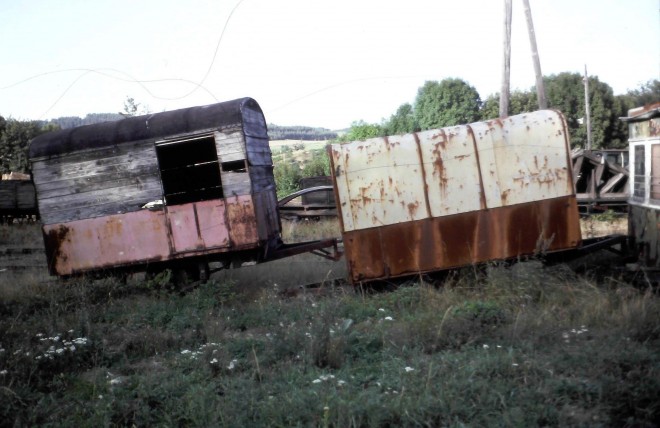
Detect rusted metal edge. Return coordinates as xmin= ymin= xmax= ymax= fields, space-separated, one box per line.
xmin=266 ymin=238 xmax=343 ymax=262
xmin=277 ymin=186 xmax=335 ymax=207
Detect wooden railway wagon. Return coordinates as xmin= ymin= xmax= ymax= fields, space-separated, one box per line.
xmin=329 ymin=110 xmax=583 ymax=283
xmin=29 ymin=98 xmax=335 ymax=279
xmin=625 ymin=102 xmax=660 ymax=268
xmin=0 ymin=178 xmax=37 ymax=223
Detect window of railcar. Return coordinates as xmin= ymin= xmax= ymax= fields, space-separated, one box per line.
xmin=651 ymin=144 xmax=660 ymax=201
xmin=633 ymin=144 xmax=646 ymax=200
xmin=156 ymin=135 xmax=223 ymax=205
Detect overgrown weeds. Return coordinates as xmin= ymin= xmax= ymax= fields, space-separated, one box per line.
xmin=1 ymin=258 xmax=658 ymax=426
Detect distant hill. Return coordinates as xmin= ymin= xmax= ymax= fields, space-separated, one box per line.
xmin=45 ymin=114 xmax=338 ymax=141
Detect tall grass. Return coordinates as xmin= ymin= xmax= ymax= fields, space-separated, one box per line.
xmin=1 ymin=257 xmax=658 ymax=426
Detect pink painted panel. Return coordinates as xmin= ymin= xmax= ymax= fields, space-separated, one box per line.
xmin=43 ymin=210 xmax=171 ymax=276
xmin=167 ymin=200 xmax=230 ymax=253
xmin=167 ymin=204 xmax=203 ymax=252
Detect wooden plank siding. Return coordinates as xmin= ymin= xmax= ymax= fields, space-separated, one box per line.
xmin=34 ymin=140 xmax=163 ymax=225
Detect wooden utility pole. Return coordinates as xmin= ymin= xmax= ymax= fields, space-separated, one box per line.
xmin=522 ymin=0 xmax=547 ymax=109
xmin=584 ymin=64 xmax=593 ymax=150
xmin=500 ymin=0 xmax=513 ymax=118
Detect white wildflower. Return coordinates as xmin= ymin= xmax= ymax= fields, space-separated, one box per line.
xmin=512 ymin=363 xmax=519 ymax=367
xmin=181 ymin=349 xmax=191 ymax=355
xmin=109 ymin=378 xmax=122 ymax=385
xmin=210 ymin=358 xmax=218 ymax=364
xmin=483 ymin=344 xmax=489 ymax=349
xmin=52 ymin=336 xmax=60 ymax=342
xmin=227 ymin=359 xmax=238 ymax=370
xmin=337 ymin=380 xmax=346 ymax=386
xmin=68 ymin=329 xmax=74 ymax=334
xmin=36 ymin=333 xmax=44 ymax=338
xmin=404 ymin=366 xmax=415 ymax=372
xmin=378 ymin=308 xmax=385 ymax=312
xmin=56 ymin=348 xmax=65 ymax=354
xmin=312 ymin=379 xmax=322 ymax=384
xmin=0 ymin=370 xmax=7 ymax=375
xmin=69 ymin=346 xmax=76 ymax=352
xmin=384 ymin=316 xmax=393 ymax=321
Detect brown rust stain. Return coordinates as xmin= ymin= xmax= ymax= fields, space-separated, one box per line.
xmin=407 ymin=202 xmax=420 ymax=218
xmin=342 ymin=196 xmax=581 ymax=283
xmin=43 ymin=224 xmax=71 ymax=275
xmin=226 ymin=198 xmax=258 ymax=246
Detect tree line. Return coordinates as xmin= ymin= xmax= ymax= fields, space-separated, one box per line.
xmin=338 ymin=74 xmax=659 ymax=150
xmin=1 ymin=74 xmax=658 ymax=175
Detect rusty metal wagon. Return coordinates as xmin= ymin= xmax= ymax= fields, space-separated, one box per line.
xmin=329 ymin=110 xmax=586 ymax=283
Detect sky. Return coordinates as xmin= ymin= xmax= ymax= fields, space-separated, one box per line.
xmin=0 ymin=0 xmax=658 ymax=130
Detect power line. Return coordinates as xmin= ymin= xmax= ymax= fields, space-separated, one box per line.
xmin=2 ymin=0 xmax=246 ymax=118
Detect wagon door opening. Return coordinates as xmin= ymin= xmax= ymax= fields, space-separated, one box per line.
xmin=156 ymin=134 xmax=230 ymax=252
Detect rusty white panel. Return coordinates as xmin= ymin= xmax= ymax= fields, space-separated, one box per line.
xmin=417 ymin=126 xmax=483 ymax=217
xmin=331 ymin=133 xmax=428 ymax=231
xmin=330 ymin=146 xmax=354 ymax=231
xmin=471 ymin=110 xmax=572 ymax=208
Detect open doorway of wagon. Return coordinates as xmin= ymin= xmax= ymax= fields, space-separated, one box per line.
xmin=155 ymin=134 xmax=231 ymax=253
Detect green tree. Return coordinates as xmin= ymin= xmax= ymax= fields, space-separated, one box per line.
xmin=480 ymin=90 xmax=538 ymax=120
xmin=413 ymin=79 xmax=481 ymax=130
xmin=335 ymin=120 xmax=385 ymax=142
xmin=0 ymin=119 xmax=53 ymax=174
xmin=301 ymin=149 xmax=330 ymax=178
xmin=544 ymin=72 xmax=620 ymax=149
xmin=384 ymin=103 xmax=418 ymax=135
xmin=624 ymin=79 xmax=660 ymax=107
xmin=120 ymin=96 xmax=150 ymax=117
xmin=273 ymin=161 xmax=303 ymax=199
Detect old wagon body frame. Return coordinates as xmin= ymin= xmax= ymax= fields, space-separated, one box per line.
xmin=329 ymin=110 xmax=583 ymax=283
xmin=29 ymin=98 xmax=331 ymax=278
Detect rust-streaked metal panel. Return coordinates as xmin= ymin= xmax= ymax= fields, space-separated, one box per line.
xmin=417 ymin=126 xmax=484 ymax=217
xmin=329 ymin=110 xmax=581 ymax=283
xmin=332 ymin=133 xmax=429 ymax=230
xmin=225 ymin=194 xmax=259 ymax=247
xmin=342 ymin=196 xmax=581 ymax=282
xmin=471 ymin=111 xmax=572 ymax=208
xmin=43 ymin=209 xmax=171 ymax=276
xmin=167 ymin=200 xmax=230 ymax=253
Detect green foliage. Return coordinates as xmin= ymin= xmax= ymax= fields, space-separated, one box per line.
xmin=335 ymin=120 xmax=385 ymax=143
xmin=1 ymin=260 xmax=659 ymax=426
xmin=384 ymin=102 xmax=418 ymax=135
xmin=273 ymin=160 xmax=302 ymax=198
xmin=544 ymin=72 xmax=619 ymax=149
xmin=624 ymin=79 xmax=660 ymax=107
xmin=301 ymin=149 xmax=330 ymax=178
xmin=480 ymin=90 xmax=539 ymax=120
xmin=414 ymin=78 xmax=481 ymax=130
xmin=0 ymin=118 xmax=56 ymax=174
xmin=268 ymin=124 xmax=337 ymax=141
xmin=119 ymin=96 xmax=150 ymax=117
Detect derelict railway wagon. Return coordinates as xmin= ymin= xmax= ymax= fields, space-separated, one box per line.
xmin=625 ymin=102 xmax=660 ymax=268
xmin=329 ymin=109 xmax=584 ymax=283
xmin=29 ymin=98 xmax=285 ymax=278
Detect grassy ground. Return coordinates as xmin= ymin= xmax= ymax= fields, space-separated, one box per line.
xmin=1 ymin=219 xmax=658 ymax=426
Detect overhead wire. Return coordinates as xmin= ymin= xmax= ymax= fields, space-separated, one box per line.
xmin=2 ymin=0 xmax=246 ymax=119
